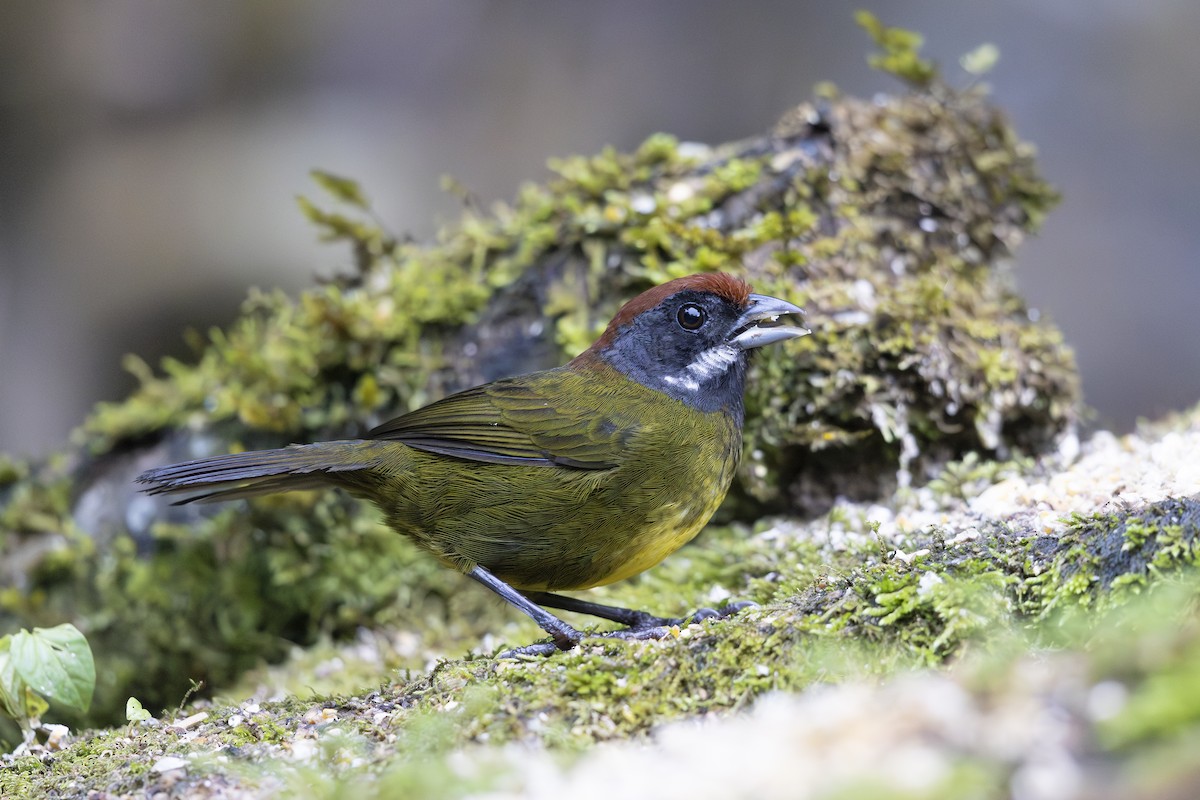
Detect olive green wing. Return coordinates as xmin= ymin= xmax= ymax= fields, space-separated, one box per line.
xmin=367 ymin=370 xmax=634 ymax=470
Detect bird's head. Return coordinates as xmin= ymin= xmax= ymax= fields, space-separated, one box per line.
xmin=571 ymin=273 xmax=808 ymax=414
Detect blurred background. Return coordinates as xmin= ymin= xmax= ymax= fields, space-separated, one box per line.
xmin=1 ymin=0 xmax=1198 ymax=458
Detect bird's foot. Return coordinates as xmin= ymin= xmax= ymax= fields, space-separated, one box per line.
xmin=496 ymin=641 xmax=570 ymax=659
xmin=495 ymin=625 xmax=674 ymax=659
xmin=627 ymin=599 xmax=759 ymax=631
xmin=594 ymin=625 xmax=677 ymax=642
xmin=495 ymin=627 xmax=579 ymax=659
xmin=495 ymin=601 xmax=758 ymax=659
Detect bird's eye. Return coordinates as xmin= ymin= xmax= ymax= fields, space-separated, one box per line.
xmin=677 ymin=303 xmax=706 ymax=331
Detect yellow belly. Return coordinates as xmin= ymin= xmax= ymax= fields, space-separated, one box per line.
xmin=582 ymin=488 xmax=728 ymax=588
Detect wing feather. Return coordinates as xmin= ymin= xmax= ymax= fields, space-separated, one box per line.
xmin=368 ymin=369 xmax=633 ymax=470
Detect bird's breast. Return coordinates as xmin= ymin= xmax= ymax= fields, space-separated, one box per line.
xmin=562 ymin=406 xmax=742 ymax=589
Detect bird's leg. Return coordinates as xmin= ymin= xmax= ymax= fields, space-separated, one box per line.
xmin=470 ymin=570 xmax=758 ymax=658
xmin=468 ymin=566 xmax=581 ymax=651
xmin=524 ymin=591 xmax=672 ymax=629
xmin=527 ymin=591 xmax=758 ymax=631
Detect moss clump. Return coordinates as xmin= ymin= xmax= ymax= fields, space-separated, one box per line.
xmin=1022 ymin=497 xmax=1200 ymax=614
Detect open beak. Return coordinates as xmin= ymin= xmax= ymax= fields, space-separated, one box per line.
xmin=728 ymin=293 xmax=809 ymax=350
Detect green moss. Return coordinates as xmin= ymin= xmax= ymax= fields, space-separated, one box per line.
xmin=855 ymin=12 xmax=938 ymax=88
xmin=4 ymin=488 xmax=1200 ymax=796
xmin=1022 ymin=498 xmax=1200 ymax=617
xmin=1104 ymin=637 xmax=1200 ymax=748
xmin=926 ymin=452 xmax=1030 ymax=503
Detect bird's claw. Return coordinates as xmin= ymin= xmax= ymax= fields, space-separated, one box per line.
xmin=595 ymin=625 xmax=676 ymax=642
xmin=674 ymin=599 xmax=760 ymax=627
xmin=496 ymin=600 xmax=759 ymax=659
xmin=496 ymin=624 xmax=679 ymax=659
xmin=496 ymin=641 xmax=567 ymax=659
xmin=620 ymin=599 xmax=758 ymax=631
xmin=713 ymin=599 xmax=759 ymax=618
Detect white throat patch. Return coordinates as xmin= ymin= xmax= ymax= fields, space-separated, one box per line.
xmin=662 ymin=343 xmax=740 ymax=392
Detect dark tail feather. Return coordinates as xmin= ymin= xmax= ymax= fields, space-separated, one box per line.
xmin=136 ymin=441 xmax=382 ymax=504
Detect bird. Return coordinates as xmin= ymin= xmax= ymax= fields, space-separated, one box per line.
xmin=137 ymin=272 xmax=807 ymax=655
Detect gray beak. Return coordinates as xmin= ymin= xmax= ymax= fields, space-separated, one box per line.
xmin=728 ymin=293 xmax=809 ymax=350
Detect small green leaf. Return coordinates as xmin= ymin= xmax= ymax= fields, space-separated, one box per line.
xmin=126 ymin=696 xmax=153 ymax=723
xmin=310 ymin=170 xmax=369 ymax=209
xmin=295 ymin=195 xmax=372 ymax=243
xmin=960 ymin=43 xmax=1000 ymax=76
xmin=854 ymin=10 xmax=885 ymax=40
xmin=8 ymin=624 xmax=96 ymax=713
xmin=855 ymin=10 xmax=938 ymax=87
xmin=0 ymin=634 xmax=20 ymax=720
xmin=295 ymin=194 xmax=322 ymax=223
